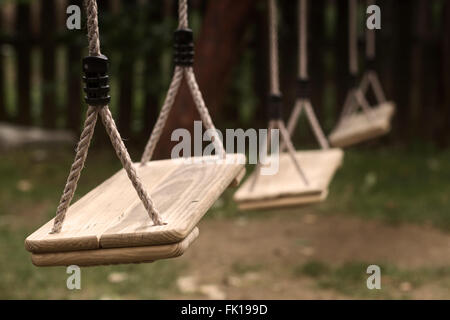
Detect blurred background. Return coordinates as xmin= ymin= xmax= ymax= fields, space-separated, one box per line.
xmin=0 ymin=0 xmax=449 ymax=299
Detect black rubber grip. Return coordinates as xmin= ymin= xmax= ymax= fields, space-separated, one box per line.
xmin=366 ymin=58 xmax=376 ymax=71
xmin=174 ymin=29 xmax=194 ymax=66
xmin=82 ymin=55 xmax=111 ymax=106
xmin=267 ymin=94 xmax=283 ymax=120
xmin=296 ymin=78 xmax=310 ymax=99
xmin=348 ymin=73 xmax=359 ymax=89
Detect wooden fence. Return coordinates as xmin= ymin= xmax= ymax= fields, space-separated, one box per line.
xmin=0 ymin=0 xmax=449 ymax=149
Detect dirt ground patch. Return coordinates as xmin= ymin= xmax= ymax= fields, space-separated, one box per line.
xmin=167 ymin=210 xmax=450 ymax=299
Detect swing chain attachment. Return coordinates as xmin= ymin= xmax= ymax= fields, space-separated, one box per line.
xmin=82 ymin=55 xmax=111 ymax=107
xmin=174 ymin=28 xmax=194 ymax=66
xmin=268 ymin=94 xmax=283 ymax=121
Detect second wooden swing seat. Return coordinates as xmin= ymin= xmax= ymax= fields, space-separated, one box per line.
xmin=234 ymin=149 xmax=343 ymax=210
xmin=234 ymin=0 xmax=343 ymax=211
xmin=25 ymin=0 xmax=246 ymax=267
xmin=328 ymin=68 xmax=395 ymax=147
xmin=328 ymin=100 xmax=395 ymax=148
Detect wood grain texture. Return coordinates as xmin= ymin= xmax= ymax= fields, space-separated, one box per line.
xmin=100 ymin=154 xmax=245 ymax=248
xmin=234 ymin=149 xmax=343 ymax=208
xmin=30 ymin=227 xmax=199 ymax=267
xmin=329 ymin=102 xmax=395 ymax=148
xmin=26 ymin=154 xmax=245 ymax=253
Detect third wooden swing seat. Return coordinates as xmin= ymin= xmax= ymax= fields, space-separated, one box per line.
xmin=329 ymin=0 xmax=395 ymax=148
xmin=328 ymin=100 xmax=395 ymax=148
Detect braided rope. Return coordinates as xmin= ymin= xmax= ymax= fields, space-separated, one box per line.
xmin=303 ymin=101 xmax=329 ymax=149
xmin=366 ymin=0 xmax=376 ymax=60
xmin=268 ymin=0 xmax=281 ymax=95
xmin=99 ymin=107 xmax=164 ymax=226
xmin=250 ymin=120 xmax=276 ymax=191
xmin=298 ymin=0 xmax=308 ymax=80
xmin=336 ymin=0 xmax=362 ymax=125
xmin=277 ymin=120 xmax=309 ymax=185
xmin=51 ymin=0 xmax=163 ymax=234
xmin=52 ymin=107 xmax=99 ymax=233
xmin=254 ymin=0 xmax=309 ymax=187
xmin=286 ymin=100 xmax=303 ymax=136
xmin=141 ymin=0 xmax=226 ymax=162
xmin=85 ymin=0 xmax=101 ymax=56
xmin=184 ymin=68 xmax=225 ymax=157
xmin=281 ymin=0 xmax=329 ymax=152
xmin=367 ymin=71 xmax=386 ymax=103
xmin=349 ymin=0 xmax=358 ymax=75
xmin=178 ymin=0 xmax=188 ymax=29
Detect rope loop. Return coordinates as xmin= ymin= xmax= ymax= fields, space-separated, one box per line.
xmin=51 ymin=0 xmax=164 ymax=234
xmin=141 ymin=0 xmax=225 ymax=164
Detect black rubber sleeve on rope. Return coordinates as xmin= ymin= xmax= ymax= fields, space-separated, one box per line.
xmin=82 ymin=55 xmax=111 ymax=107
xmin=267 ymin=94 xmax=283 ymax=120
xmin=366 ymin=58 xmax=376 ymax=71
xmin=348 ymin=73 xmax=359 ymax=89
xmin=296 ymin=78 xmax=310 ymax=99
xmin=174 ymin=29 xmax=194 ymax=66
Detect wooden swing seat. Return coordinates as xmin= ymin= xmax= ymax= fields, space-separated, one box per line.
xmin=234 ymin=149 xmax=343 ymax=210
xmin=30 ymin=227 xmax=199 ymax=267
xmin=329 ymin=102 xmax=395 ymax=148
xmin=25 ymin=154 xmax=245 ymax=266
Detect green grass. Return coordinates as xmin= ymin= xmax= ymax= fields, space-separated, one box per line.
xmin=0 ymin=222 xmax=181 ymax=299
xmin=294 ymin=260 xmax=450 ymax=299
xmin=210 ymin=147 xmax=450 ymax=232
xmin=1 ymin=146 xmax=449 ymax=298
xmin=322 ymin=148 xmax=450 ymax=230
xmin=231 ymin=262 xmax=264 ymax=275
xmin=0 ymin=147 xmax=180 ymax=299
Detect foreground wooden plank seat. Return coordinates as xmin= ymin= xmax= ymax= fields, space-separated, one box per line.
xmin=30 ymin=227 xmax=199 ymax=267
xmin=329 ymin=102 xmax=395 ymax=148
xmin=234 ymin=149 xmax=343 ymax=210
xmin=25 ymin=0 xmax=247 ymax=267
xmin=26 ymin=154 xmax=245 ymax=257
